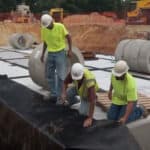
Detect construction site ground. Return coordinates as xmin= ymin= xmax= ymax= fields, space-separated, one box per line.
xmin=0 ymin=46 xmax=150 ymax=114
xmin=97 ymin=92 xmax=150 ymax=113
xmin=1 ymin=13 xmax=150 ymax=55
xmin=0 ymin=13 xmax=150 ymax=112
xmin=1 ymin=23 xmax=150 ymax=55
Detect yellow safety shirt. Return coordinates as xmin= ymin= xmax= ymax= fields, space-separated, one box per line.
xmin=74 ymin=69 xmax=99 ymax=99
xmin=111 ymin=73 xmax=137 ymax=105
xmin=41 ymin=22 xmax=68 ymax=52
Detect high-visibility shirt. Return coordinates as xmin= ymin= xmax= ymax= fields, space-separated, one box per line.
xmin=74 ymin=69 xmax=99 ymax=99
xmin=111 ymin=73 xmax=137 ymax=105
xmin=41 ymin=22 xmax=68 ymax=52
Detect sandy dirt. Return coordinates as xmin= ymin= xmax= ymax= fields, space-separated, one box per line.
xmin=0 ymin=14 xmax=150 ymax=55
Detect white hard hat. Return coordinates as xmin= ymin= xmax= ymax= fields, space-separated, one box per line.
xmin=41 ymin=14 xmax=53 ymax=27
xmin=112 ymin=60 xmax=129 ymax=77
xmin=71 ymin=63 xmax=84 ymax=80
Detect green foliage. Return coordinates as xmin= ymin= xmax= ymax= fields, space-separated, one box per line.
xmin=0 ymin=0 xmax=17 ymax=12
xmin=0 ymin=0 xmax=126 ymax=15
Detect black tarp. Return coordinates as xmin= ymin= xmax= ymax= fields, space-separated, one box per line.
xmin=0 ymin=78 xmax=141 ymax=150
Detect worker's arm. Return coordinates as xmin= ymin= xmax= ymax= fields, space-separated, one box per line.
xmin=108 ymin=83 xmax=113 ymax=100
xmin=40 ymin=42 xmax=47 ymax=62
xmin=61 ymin=73 xmax=73 ymax=102
xmin=118 ymin=101 xmax=134 ymax=124
xmin=66 ymin=34 xmax=72 ymax=57
xmin=83 ymin=86 xmax=96 ymax=128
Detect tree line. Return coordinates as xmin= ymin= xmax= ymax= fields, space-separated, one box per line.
xmin=0 ymin=0 xmax=133 ymax=15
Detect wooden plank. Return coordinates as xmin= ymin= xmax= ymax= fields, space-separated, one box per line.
xmin=139 ymin=101 xmax=149 ymax=103
xmin=139 ymin=99 xmax=150 ymax=101
xmin=81 ymin=51 xmax=96 ymax=59
xmin=96 ymin=92 xmax=150 ymax=112
xmin=140 ymin=104 xmax=150 ymax=107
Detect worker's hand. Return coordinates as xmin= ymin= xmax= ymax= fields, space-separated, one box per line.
xmin=67 ymin=49 xmax=72 ymax=58
xmin=83 ymin=117 xmax=93 ymax=128
xmin=40 ymin=55 xmax=44 ymax=63
xmin=108 ymin=91 xmax=112 ymax=100
xmin=118 ymin=117 xmax=127 ymax=124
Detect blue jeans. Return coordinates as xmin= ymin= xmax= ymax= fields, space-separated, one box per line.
xmin=66 ymin=86 xmax=90 ymax=116
xmin=46 ymin=50 xmax=67 ymax=97
xmin=107 ymin=103 xmax=143 ymax=123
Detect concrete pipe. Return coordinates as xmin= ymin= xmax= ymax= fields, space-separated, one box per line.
xmin=28 ymin=44 xmax=84 ymax=89
xmin=115 ymin=39 xmax=150 ymax=74
xmin=127 ymin=116 xmax=150 ymax=150
xmin=9 ymin=33 xmax=35 ymax=49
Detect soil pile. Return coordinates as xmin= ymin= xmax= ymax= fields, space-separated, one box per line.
xmin=66 ymin=24 xmax=126 ymax=54
xmin=64 ymin=13 xmax=126 ymax=54
xmin=0 ymin=13 xmax=150 ymax=55
xmin=0 ymin=22 xmax=41 ymax=46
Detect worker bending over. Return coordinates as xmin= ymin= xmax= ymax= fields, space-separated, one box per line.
xmin=40 ymin=14 xmax=72 ymax=103
xmin=61 ymin=63 xmax=99 ymax=127
xmin=107 ymin=60 xmax=146 ymax=124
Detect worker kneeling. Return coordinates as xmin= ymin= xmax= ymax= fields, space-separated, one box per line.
xmin=107 ymin=60 xmax=147 ymax=124
xmin=60 ymin=63 xmax=99 ymax=127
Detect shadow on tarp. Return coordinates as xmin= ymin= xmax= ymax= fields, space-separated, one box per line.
xmin=0 ymin=78 xmax=141 ymax=150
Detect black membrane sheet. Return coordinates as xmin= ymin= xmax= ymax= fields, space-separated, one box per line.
xmin=0 ymin=78 xmax=141 ymax=150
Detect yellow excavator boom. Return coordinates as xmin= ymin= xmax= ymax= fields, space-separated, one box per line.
xmin=50 ymin=8 xmax=63 ymax=23
xmin=128 ymin=0 xmax=150 ymax=17
xmin=127 ymin=0 xmax=150 ymax=24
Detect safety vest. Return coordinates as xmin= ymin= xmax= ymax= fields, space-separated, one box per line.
xmin=111 ymin=73 xmax=137 ymax=105
xmin=74 ymin=69 xmax=99 ymax=99
xmin=41 ymin=22 xmax=68 ymax=52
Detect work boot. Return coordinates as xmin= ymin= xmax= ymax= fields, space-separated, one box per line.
xmin=139 ymin=104 xmax=149 ymax=118
xmin=56 ymin=97 xmax=69 ymax=106
xmin=69 ymin=96 xmax=81 ymax=106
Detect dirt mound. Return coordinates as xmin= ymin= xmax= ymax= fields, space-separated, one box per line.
xmin=64 ymin=13 xmax=126 ymax=54
xmin=0 ymin=22 xmax=41 ymax=46
xmin=0 ymin=13 xmax=150 ymax=55
xmin=64 ymin=12 xmax=124 ymax=26
xmin=66 ymin=24 xmax=126 ymax=55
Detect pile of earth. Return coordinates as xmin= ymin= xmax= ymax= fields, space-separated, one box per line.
xmin=64 ymin=13 xmax=150 ymax=55
xmin=0 ymin=12 xmax=150 ymax=55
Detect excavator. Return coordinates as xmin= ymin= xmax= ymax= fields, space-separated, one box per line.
xmin=126 ymin=0 xmax=150 ymax=24
xmin=11 ymin=3 xmax=35 ymax=23
xmin=50 ymin=8 xmax=63 ymax=23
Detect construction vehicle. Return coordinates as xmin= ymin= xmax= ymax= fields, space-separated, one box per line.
xmin=127 ymin=0 xmax=150 ymax=24
xmin=50 ymin=8 xmax=63 ymax=23
xmin=11 ymin=3 xmax=34 ymax=23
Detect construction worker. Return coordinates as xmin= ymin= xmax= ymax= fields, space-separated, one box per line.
xmin=107 ymin=60 xmax=146 ymax=124
xmin=40 ymin=14 xmax=72 ymax=103
xmin=60 ymin=63 xmax=99 ymax=127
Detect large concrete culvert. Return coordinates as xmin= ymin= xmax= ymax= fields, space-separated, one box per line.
xmin=9 ymin=33 xmax=35 ymax=49
xmin=28 ymin=44 xmax=84 ymax=89
xmin=115 ymin=39 xmax=150 ymax=74
xmin=128 ymin=116 xmax=150 ymax=150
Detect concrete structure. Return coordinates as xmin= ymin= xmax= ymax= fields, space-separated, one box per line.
xmin=115 ymin=39 xmax=150 ymax=73
xmin=9 ymin=33 xmax=35 ymax=49
xmin=28 ymin=44 xmax=84 ymax=89
xmin=128 ymin=116 xmax=150 ymax=150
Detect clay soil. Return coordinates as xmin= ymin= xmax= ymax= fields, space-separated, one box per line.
xmin=64 ymin=13 xmax=150 ymax=55
xmin=1 ymin=13 xmax=150 ymax=55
